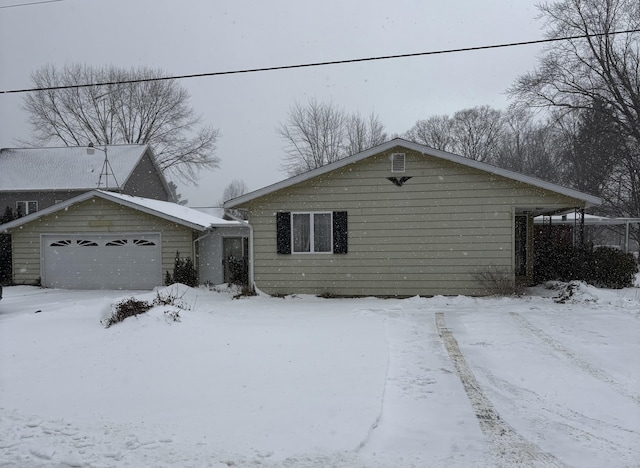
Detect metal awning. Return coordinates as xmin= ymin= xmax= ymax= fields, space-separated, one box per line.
xmin=534 ymin=210 xmax=640 ymax=252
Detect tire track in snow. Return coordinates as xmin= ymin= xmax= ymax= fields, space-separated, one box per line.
xmin=510 ymin=312 xmax=640 ymax=405
xmin=436 ymin=312 xmax=566 ymax=468
xmin=355 ymin=315 xmax=390 ymax=452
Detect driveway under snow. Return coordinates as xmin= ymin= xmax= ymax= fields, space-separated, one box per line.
xmin=0 ymin=283 xmax=639 ymax=467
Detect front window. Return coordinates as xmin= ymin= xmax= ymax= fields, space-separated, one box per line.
xmin=292 ymin=212 xmax=332 ymax=253
xmin=16 ymin=200 xmax=38 ymax=215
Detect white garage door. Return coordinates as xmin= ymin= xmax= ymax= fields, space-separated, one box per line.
xmin=42 ymin=233 xmax=162 ymax=290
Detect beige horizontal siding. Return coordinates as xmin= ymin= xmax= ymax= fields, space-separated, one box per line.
xmin=11 ymin=197 xmax=194 ymax=286
xmin=242 ymin=147 xmax=587 ymax=297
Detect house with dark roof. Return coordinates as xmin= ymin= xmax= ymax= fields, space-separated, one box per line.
xmin=224 ymin=138 xmax=601 ymax=297
xmin=0 ymin=144 xmax=173 ymax=217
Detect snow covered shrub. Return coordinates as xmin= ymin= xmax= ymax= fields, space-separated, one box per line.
xmin=103 ymin=297 xmax=152 ymax=328
xmin=164 ymin=310 xmax=181 ymax=323
xmin=102 ymin=288 xmax=192 ymax=328
xmin=588 ymin=247 xmax=638 ymax=289
xmin=551 ymin=281 xmax=599 ymax=304
xmin=154 ymin=287 xmax=190 ymax=310
xmin=165 ymin=251 xmax=198 ymax=287
xmin=233 ymin=284 xmax=257 ymax=299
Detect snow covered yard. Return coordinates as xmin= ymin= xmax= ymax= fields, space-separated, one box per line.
xmin=0 ymin=283 xmax=639 ymax=467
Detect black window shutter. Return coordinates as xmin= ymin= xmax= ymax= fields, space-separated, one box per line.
xmin=276 ymin=212 xmax=291 ymax=254
xmin=332 ymin=211 xmax=348 ymax=254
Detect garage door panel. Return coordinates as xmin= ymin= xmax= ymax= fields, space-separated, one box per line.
xmin=43 ymin=234 xmax=162 ymax=290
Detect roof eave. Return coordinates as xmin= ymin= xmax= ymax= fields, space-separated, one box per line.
xmin=93 ymin=190 xmax=210 ymax=231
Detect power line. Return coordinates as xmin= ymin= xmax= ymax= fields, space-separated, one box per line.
xmin=0 ymin=0 xmax=65 ymax=9
xmin=1 ymin=28 xmax=639 ymax=95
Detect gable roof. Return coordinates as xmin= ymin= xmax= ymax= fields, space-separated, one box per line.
xmin=1 ymin=190 xmax=243 ymax=232
xmin=224 ymin=138 xmax=602 ymax=209
xmin=0 ymin=144 xmax=160 ymax=191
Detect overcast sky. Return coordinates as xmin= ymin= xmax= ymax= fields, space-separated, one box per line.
xmin=0 ymin=0 xmax=545 ymax=207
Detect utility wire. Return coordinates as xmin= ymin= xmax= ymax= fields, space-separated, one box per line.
xmin=1 ymin=28 xmax=639 ymax=95
xmin=0 ymin=0 xmax=64 ymax=9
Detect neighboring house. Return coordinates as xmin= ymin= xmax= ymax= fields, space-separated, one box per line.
xmin=224 ymin=138 xmax=601 ymax=297
xmin=0 ymin=144 xmax=173 ymax=217
xmin=0 ymin=190 xmax=247 ymax=289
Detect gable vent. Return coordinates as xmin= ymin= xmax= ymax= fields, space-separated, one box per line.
xmin=391 ymin=153 xmax=405 ymax=172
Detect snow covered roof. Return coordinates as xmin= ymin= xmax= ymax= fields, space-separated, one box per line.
xmin=225 ymin=138 xmax=602 ymax=209
xmin=0 ymin=145 xmax=152 ymax=191
xmin=1 ymin=190 xmax=244 ymax=232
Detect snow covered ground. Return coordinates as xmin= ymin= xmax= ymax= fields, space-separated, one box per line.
xmin=0 ymin=281 xmax=639 ymax=467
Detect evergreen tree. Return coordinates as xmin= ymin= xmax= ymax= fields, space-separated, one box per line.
xmin=563 ymin=99 xmax=624 ymax=199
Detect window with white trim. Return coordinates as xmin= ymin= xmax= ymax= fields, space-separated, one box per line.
xmin=391 ymin=153 xmax=405 ymax=172
xmin=292 ymin=212 xmax=332 ymax=253
xmin=16 ymin=200 xmax=38 ymax=215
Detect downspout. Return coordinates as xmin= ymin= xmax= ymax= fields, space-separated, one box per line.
xmin=224 ymin=211 xmax=254 ymax=291
xmin=625 ymin=220 xmax=630 ymax=253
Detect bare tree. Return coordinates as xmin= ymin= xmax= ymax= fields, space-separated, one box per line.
xmin=278 ymin=98 xmax=387 ymax=176
xmin=450 ymin=106 xmax=503 ymax=162
xmin=404 ymin=106 xmax=503 ymax=162
xmin=219 ymin=179 xmax=249 ymax=219
xmin=509 ymin=0 xmax=640 ymax=146
xmin=509 ymin=0 xmax=640 ymax=245
xmin=494 ymin=109 xmax=565 ymax=184
xmin=23 ymin=63 xmax=220 ymax=183
xmin=404 ymin=115 xmax=454 ymax=151
xmin=344 ymin=112 xmax=388 ymax=156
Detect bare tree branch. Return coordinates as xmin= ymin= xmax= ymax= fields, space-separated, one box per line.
xmin=22 ymin=64 xmax=220 ymax=184
xmin=278 ymin=98 xmax=387 ymax=176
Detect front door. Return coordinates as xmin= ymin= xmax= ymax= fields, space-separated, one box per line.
xmin=223 ymin=237 xmax=249 ymax=285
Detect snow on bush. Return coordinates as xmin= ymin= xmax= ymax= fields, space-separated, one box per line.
xmin=102 ymin=284 xmax=194 ymax=328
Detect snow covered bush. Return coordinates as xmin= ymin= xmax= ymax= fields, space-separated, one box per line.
xmin=102 ymin=287 xmax=192 ymax=327
xmin=102 ymin=297 xmax=152 ymax=328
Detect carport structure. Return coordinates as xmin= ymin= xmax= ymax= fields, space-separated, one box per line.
xmin=534 ymin=210 xmax=640 ymax=253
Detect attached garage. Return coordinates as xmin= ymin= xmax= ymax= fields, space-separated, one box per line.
xmin=2 ymin=190 xmax=247 ymax=290
xmin=42 ymin=233 xmax=162 ymax=289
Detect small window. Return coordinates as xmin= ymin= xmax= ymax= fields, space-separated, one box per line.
xmin=391 ymin=153 xmax=405 ymax=173
xmin=106 ymin=239 xmax=128 ymax=246
xmin=292 ymin=212 xmax=332 ymax=253
xmin=50 ymin=239 xmax=72 ymax=247
xmin=77 ymin=240 xmax=98 ymax=247
xmin=16 ymin=200 xmax=38 ymax=215
xmin=133 ymin=239 xmax=156 ymax=246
